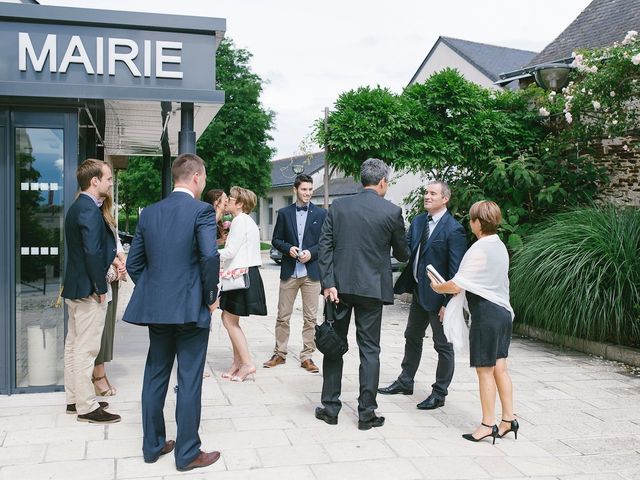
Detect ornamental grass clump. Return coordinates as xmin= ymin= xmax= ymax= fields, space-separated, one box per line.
xmin=510 ymin=206 xmax=640 ymax=346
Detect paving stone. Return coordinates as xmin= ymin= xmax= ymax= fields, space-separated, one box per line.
xmin=218 ymin=447 xmax=261 ymax=470
xmin=505 ymin=456 xmax=582 ymax=476
xmin=411 ymin=456 xmax=491 ymax=479
xmin=4 ymin=426 xmax=104 ymax=446
xmin=0 ymin=444 xmax=44 ymax=466
xmin=45 ymin=439 xmax=86 ymax=462
xmin=164 ymin=465 xmax=316 ymax=480
xmin=87 ymin=437 xmax=142 ymax=459
xmin=323 ymin=439 xmax=395 ymax=462
xmin=0 ymin=458 xmax=113 ymax=480
xmin=257 ymin=444 xmax=330 ymax=467
xmin=312 ymin=457 xmax=422 ymax=480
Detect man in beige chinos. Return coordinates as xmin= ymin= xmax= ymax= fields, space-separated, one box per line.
xmin=264 ymin=174 xmax=327 ymax=373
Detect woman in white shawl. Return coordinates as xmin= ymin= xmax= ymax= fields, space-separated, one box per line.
xmin=428 ymin=200 xmax=518 ymax=444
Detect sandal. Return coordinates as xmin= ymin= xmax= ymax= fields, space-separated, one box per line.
xmin=92 ymin=375 xmax=116 ymax=397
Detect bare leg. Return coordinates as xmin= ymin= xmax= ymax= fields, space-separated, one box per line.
xmin=494 ymin=359 xmax=515 ymax=436
xmin=472 ymin=366 xmax=497 ymax=438
xmin=222 ymin=311 xmax=254 ymax=374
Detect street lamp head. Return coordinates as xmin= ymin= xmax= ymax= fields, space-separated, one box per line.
xmin=292 ymin=164 xmax=304 ymax=175
xmin=533 ymin=64 xmax=575 ymax=91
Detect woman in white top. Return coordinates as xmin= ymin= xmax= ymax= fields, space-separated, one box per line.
xmin=429 ymin=200 xmax=518 ymax=444
xmin=218 ymin=186 xmax=267 ymax=382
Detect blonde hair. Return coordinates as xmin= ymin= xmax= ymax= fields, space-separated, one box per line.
xmin=469 ymin=200 xmax=502 ymax=235
xmin=230 ymin=186 xmax=257 ymax=213
xmin=101 ymin=194 xmax=116 ymax=228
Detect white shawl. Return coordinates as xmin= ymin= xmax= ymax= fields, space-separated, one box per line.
xmin=443 ymin=234 xmax=514 ymax=354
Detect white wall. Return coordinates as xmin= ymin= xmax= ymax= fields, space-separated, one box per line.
xmin=411 ymin=42 xmax=498 ymax=90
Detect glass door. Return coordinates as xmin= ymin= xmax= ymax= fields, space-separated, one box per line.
xmin=11 ymin=110 xmax=77 ymax=393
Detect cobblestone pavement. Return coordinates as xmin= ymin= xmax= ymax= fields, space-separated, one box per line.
xmin=2 ymin=255 xmax=640 ymax=479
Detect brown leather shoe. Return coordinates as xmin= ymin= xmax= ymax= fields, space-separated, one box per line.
xmin=263 ymin=354 xmax=285 ymax=368
xmin=144 ymin=440 xmax=176 ymax=463
xmin=177 ymin=450 xmax=221 ymax=472
xmin=301 ymin=359 xmax=319 ymax=373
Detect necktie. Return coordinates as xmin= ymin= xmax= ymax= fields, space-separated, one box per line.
xmin=419 ymin=215 xmax=433 ymax=259
xmin=296 ymin=205 xmax=308 ymax=212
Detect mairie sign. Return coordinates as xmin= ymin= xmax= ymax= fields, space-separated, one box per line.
xmin=19 ymin=32 xmax=184 ymax=79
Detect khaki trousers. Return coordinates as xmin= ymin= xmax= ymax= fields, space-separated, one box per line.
xmin=64 ymin=297 xmax=107 ymax=414
xmin=274 ymin=276 xmax=320 ymax=361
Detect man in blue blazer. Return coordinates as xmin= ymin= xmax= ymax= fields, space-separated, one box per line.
xmin=63 ymin=159 xmax=119 ymax=424
xmin=124 ymin=154 xmax=220 ymax=472
xmin=264 ymin=174 xmax=327 ymax=373
xmin=381 ymin=181 xmax=467 ymax=410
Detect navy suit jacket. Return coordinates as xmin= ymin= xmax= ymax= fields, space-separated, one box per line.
xmin=62 ymin=194 xmax=116 ymax=300
xmin=123 ymin=192 xmax=220 ymax=329
xmin=394 ymin=211 xmax=467 ymax=312
xmin=271 ymin=202 xmax=327 ymax=281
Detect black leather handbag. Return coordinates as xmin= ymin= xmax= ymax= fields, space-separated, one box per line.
xmin=315 ymin=299 xmax=349 ymax=359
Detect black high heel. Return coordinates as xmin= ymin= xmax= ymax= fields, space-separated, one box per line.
xmin=498 ymin=418 xmax=519 ymax=439
xmin=462 ymin=422 xmax=498 ymax=444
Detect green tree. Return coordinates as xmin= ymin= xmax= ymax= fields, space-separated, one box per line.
xmin=197 ymin=38 xmax=275 ymax=197
xmin=316 ymin=69 xmax=607 ymax=250
xmin=118 ymin=38 xmax=274 ymax=227
xmin=118 ymin=156 xmax=161 ymax=231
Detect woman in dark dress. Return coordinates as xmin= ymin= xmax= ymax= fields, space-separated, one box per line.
xmin=218 ymin=186 xmax=267 ymax=382
xmin=429 ymin=200 xmax=518 ymax=444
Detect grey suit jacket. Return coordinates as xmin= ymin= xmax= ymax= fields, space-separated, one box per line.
xmin=318 ymin=189 xmax=410 ymax=305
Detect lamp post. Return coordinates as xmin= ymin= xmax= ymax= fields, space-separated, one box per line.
xmin=533 ymin=64 xmax=575 ymax=91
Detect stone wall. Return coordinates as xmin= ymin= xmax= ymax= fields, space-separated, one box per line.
xmin=596 ymin=137 xmax=640 ymax=207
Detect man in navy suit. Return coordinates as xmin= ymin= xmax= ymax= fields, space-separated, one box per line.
xmin=380 ymin=181 xmax=467 ymax=410
xmin=63 ymin=159 xmax=119 ymax=424
xmin=124 ymin=153 xmax=220 ymax=472
xmin=264 ymin=174 xmax=327 ymax=373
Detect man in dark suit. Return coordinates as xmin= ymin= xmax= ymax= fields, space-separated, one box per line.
xmin=264 ymin=174 xmax=327 ymax=373
xmin=124 ymin=153 xmax=221 ymax=472
xmin=380 ymin=181 xmax=467 ymax=410
xmin=63 ymin=159 xmax=120 ymax=424
xmin=315 ymin=158 xmax=410 ymax=430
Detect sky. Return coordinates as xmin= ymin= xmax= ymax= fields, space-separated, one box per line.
xmin=37 ymin=0 xmax=593 ymax=159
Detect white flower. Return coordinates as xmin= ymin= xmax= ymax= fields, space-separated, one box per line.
xmin=581 ymin=88 xmax=586 ymax=93
xmin=549 ymin=90 xmax=556 ymax=97
xmin=572 ymin=54 xmax=584 ymax=66
xmin=592 ymin=100 xmax=601 ymax=110
xmin=565 ymin=112 xmax=573 ymax=124
xmin=623 ymin=144 xmax=629 ymax=151
xmin=612 ymin=119 xmax=618 ymax=125
xmin=623 ymin=30 xmax=638 ymax=44
xmin=632 ymin=53 xmax=640 ymax=65
xmin=610 ymin=91 xmax=616 ymax=97
xmin=445 ymin=108 xmax=453 ymax=118
xmin=539 ymin=107 xmax=550 ymax=117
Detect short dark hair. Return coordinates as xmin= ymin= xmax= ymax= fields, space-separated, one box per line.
xmin=360 ymin=158 xmax=390 ymax=187
xmin=172 ymin=153 xmax=205 ymax=184
xmin=294 ymin=174 xmax=313 ymax=189
xmin=77 ymin=159 xmax=109 ymax=191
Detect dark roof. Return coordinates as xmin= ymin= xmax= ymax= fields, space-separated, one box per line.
xmin=528 ymin=0 xmax=640 ymax=66
xmin=271 ymin=151 xmax=325 ymax=188
xmin=311 ymin=177 xmax=364 ymax=198
xmin=409 ymin=36 xmax=537 ymax=85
